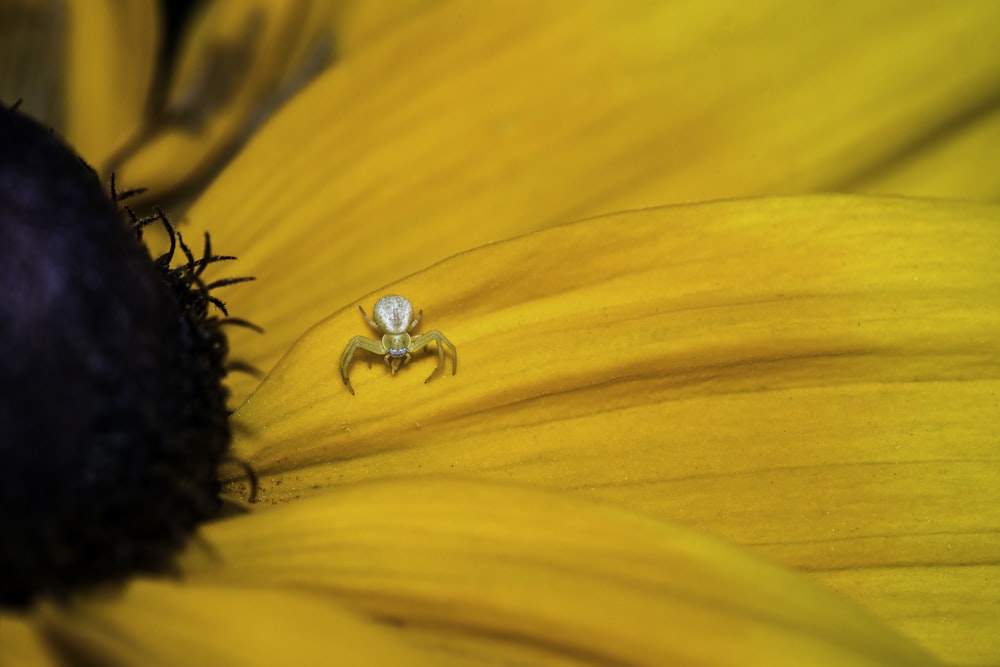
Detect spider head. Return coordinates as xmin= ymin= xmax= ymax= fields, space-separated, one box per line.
xmin=382 ymin=333 xmax=412 ymax=361
xmin=383 ymin=337 xmax=411 ymax=374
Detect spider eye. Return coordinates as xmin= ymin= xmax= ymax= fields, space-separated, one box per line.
xmin=388 ymin=348 xmax=408 ymax=357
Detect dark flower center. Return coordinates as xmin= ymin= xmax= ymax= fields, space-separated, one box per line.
xmin=0 ymin=104 xmax=248 ymax=609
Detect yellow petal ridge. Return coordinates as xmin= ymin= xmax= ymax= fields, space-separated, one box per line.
xmin=185 ymin=477 xmax=943 ymax=666
xmin=31 ymin=580 xmax=444 ymax=667
xmin=224 ymin=195 xmax=999 ymax=663
xmin=178 ymin=2 xmax=1000 ymax=401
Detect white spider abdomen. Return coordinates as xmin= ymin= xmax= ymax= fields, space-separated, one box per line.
xmin=373 ymin=294 xmax=413 ymax=334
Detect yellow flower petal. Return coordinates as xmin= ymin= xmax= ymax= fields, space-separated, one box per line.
xmin=0 ymin=613 xmax=59 ymax=667
xmin=0 ymin=0 xmax=157 ymax=166
xmin=184 ymin=478 xmax=942 ymax=666
xmin=330 ymin=0 xmax=447 ymax=55
xmin=0 ymin=1 xmax=66 ymax=127
xmin=855 ymin=105 xmax=1000 ymax=200
xmin=31 ymin=580 xmax=441 ymax=666
xmin=175 ymin=2 xmax=1000 ymax=400
xmin=111 ymin=0 xmax=338 ymax=199
xmin=64 ymin=0 xmax=158 ymax=168
xmin=225 ymin=195 xmax=999 ymax=662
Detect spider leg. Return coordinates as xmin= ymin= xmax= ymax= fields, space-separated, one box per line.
xmin=407 ymin=310 xmax=423 ymax=332
xmin=340 ymin=336 xmax=385 ymax=394
xmin=359 ymin=306 xmax=379 ymax=331
xmin=408 ymin=330 xmax=457 ymax=384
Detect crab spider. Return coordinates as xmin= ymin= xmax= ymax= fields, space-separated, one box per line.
xmin=340 ymin=295 xmax=457 ymax=394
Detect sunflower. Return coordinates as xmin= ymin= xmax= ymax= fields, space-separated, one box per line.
xmin=2 ymin=2 xmax=999 ymax=665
